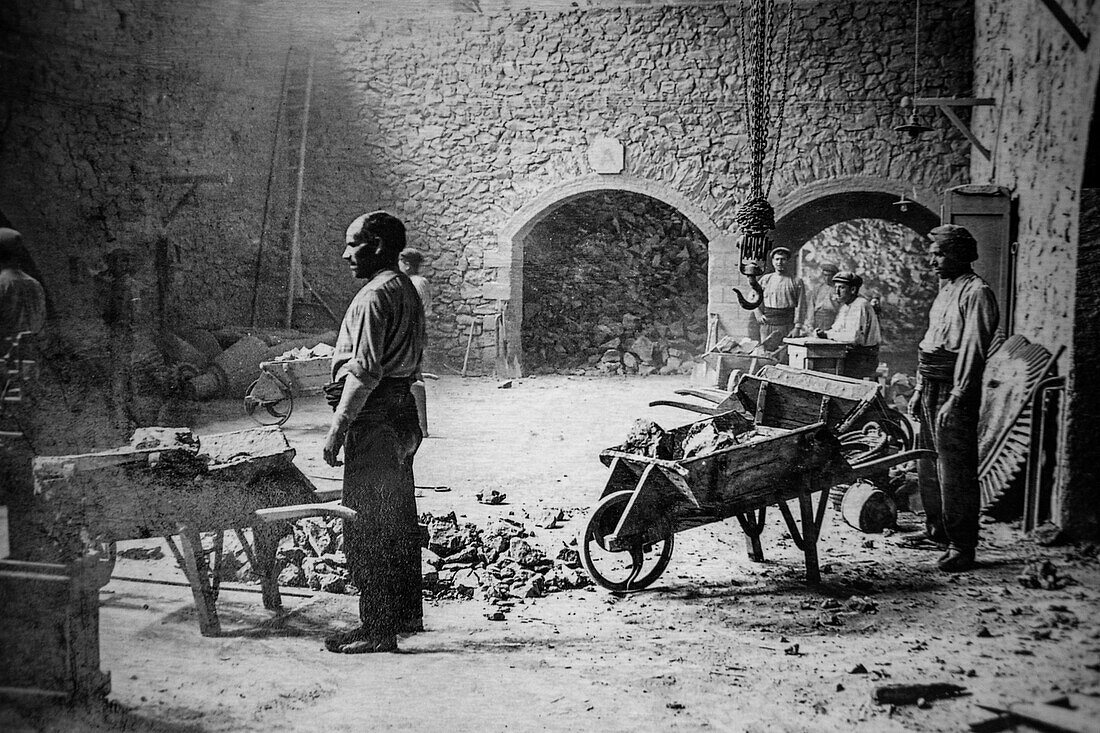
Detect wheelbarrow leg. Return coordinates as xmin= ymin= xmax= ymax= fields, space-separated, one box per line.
xmin=735 ymin=508 xmax=767 ymax=562
xmin=776 ymin=475 xmax=831 ymax=584
xmin=166 ymin=526 xmax=222 ymax=637
xmin=247 ymin=524 xmax=284 ymax=611
xmin=798 ymin=486 xmax=821 ymax=584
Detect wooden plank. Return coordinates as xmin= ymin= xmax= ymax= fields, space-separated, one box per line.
xmin=253 ymin=502 xmax=358 ymax=523
xmin=913 ymin=97 xmax=996 ymax=106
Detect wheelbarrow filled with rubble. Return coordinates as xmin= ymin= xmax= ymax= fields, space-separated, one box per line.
xmin=580 ymin=410 xmax=931 ymax=591
xmin=243 ymin=348 xmax=332 ymax=426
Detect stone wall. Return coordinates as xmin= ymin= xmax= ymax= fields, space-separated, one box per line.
xmin=971 ymin=0 xmax=1100 ymax=537
xmin=0 ymin=0 xmax=974 ymax=448
xmin=334 ymin=1 xmax=973 ymax=371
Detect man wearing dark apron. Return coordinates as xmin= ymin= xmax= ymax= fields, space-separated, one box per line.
xmin=323 ymin=211 xmax=426 ymax=653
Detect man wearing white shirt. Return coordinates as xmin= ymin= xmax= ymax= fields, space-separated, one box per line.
xmin=815 ymin=270 xmax=881 ymax=380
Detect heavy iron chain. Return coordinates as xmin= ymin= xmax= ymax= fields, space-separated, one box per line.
xmin=735 ymin=0 xmax=794 ymax=239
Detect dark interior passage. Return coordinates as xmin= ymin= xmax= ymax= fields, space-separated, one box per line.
xmin=521 ymin=191 xmax=709 ymax=374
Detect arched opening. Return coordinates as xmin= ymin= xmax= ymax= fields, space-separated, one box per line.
xmin=520 ymin=190 xmax=709 ymax=375
xmin=799 ymin=219 xmax=938 ymax=376
xmin=771 ymin=190 xmax=940 ymax=378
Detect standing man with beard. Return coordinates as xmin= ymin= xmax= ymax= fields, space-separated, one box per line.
xmin=323 ymin=211 xmax=426 ymax=653
xmin=901 ymin=224 xmax=999 ymax=572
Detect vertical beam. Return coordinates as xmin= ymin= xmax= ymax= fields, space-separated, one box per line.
xmin=285 ymin=53 xmax=315 ymax=328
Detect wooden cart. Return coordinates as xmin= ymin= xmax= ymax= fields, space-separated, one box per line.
xmin=32 ymin=426 xmax=354 ymax=637
xmin=580 ymin=410 xmax=930 ymax=591
xmin=242 ymin=355 xmax=330 ymax=426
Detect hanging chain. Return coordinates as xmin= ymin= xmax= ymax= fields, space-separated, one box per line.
xmin=765 ymin=3 xmax=793 ymax=199
xmin=913 ymin=0 xmax=921 ymax=97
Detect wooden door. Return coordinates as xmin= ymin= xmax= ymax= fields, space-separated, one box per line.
xmin=942 ymin=185 xmax=1015 ymax=333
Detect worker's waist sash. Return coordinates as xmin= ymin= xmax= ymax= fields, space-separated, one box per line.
xmin=917 ymin=349 xmax=957 ymax=383
xmin=761 ymin=306 xmax=795 ymax=323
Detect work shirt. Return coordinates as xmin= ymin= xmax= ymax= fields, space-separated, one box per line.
xmin=331 ymin=268 xmax=425 ymax=395
xmin=755 ymin=272 xmax=806 ymax=323
xmin=408 ymin=274 xmax=431 ymax=317
xmin=826 ymin=295 xmax=882 ymax=347
xmin=0 ymin=267 xmax=46 ymax=343
xmin=805 ymin=281 xmax=839 ymax=331
xmin=918 ymin=272 xmax=999 ymax=398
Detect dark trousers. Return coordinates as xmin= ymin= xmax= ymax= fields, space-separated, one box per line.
xmin=916 ymin=378 xmax=981 ymax=550
xmin=341 ymin=381 xmax=423 ymax=636
xmin=842 ymin=345 xmax=880 ymax=380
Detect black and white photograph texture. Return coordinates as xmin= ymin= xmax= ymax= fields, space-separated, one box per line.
xmin=1 ymin=0 xmax=1099 ymax=730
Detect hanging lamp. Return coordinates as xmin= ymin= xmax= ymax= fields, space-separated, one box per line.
xmin=893 ymin=0 xmax=932 ymax=139
xmin=732 ymin=0 xmax=793 ymax=310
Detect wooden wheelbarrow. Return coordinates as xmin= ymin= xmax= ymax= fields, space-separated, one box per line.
xmin=580 ymin=410 xmax=932 ymax=591
xmin=33 ymin=426 xmax=359 ymax=637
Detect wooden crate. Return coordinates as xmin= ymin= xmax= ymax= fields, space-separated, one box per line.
xmin=0 ymin=557 xmax=110 ymax=702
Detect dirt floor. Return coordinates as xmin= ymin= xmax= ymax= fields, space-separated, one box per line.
xmin=4 ymin=374 xmax=1100 ymax=732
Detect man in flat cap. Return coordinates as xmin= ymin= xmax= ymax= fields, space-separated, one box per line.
xmin=750 ymin=246 xmax=806 ymax=350
xmin=901 ymin=224 xmax=999 ymax=572
xmin=804 ymin=262 xmax=840 ymax=334
xmin=323 ymin=211 xmax=426 ymax=653
xmin=815 ymin=270 xmax=881 ymax=380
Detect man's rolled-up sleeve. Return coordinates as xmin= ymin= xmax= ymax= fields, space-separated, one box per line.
xmin=343 ymin=294 xmax=386 ymax=396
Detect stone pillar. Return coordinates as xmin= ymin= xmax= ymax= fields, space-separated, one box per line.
xmin=707 ymin=232 xmax=754 ymax=342
xmin=1066 ymin=188 xmax=1100 ymax=539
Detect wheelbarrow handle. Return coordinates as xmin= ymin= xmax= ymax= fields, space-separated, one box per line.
xmin=647 ymin=399 xmax=719 ymax=415
xmin=850 ymin=448 xmax=936 ymax=478
xmin=254 ymin=501 xmax=359 ymax=523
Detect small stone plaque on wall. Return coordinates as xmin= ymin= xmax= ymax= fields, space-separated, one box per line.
xmin=588 ymin=137 xmax=624 ymax=174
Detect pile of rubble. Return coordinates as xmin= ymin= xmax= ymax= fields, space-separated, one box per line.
xmin=615 ymin=416 xmax=772 ymax=460
xmin=262 ymin=512 xmax=589 ymax=614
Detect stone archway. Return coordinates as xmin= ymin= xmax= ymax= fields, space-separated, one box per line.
xmin=773 ymin=176 xmax=941 ymax=248
xmin=495 ymin=174 xmax=726 ymax=375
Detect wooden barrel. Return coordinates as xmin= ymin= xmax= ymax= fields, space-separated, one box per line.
xmin=839 ymin=481 xmax=898 ymax=533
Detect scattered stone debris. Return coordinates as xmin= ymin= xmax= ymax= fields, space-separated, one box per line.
xmin=421 ymin=512 xmax=588 ymax=618
xmin=1030 ymin=522 xmax=1069 ymax=547
xmin=259 ymin=512 xmax=589 ymax=616
xmin=476 ymin=490 xmax=508 ymax=505
xmin=849 ymin=664 xmax=868 ymax=674
xmin=1018 ymin=559 xmax=1074 ymax=590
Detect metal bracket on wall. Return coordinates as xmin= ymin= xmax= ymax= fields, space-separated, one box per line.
xmin=914 ymin=98 xmax=996 ymax=161
xmin=1037 ymin=0 xmax=1090 ymax=51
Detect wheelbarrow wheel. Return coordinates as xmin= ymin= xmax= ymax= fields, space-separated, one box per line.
xmin=580 ymin=490 xmax=675 ymax=592
xmin=243 ymin=376 xmax=294 ymax=426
